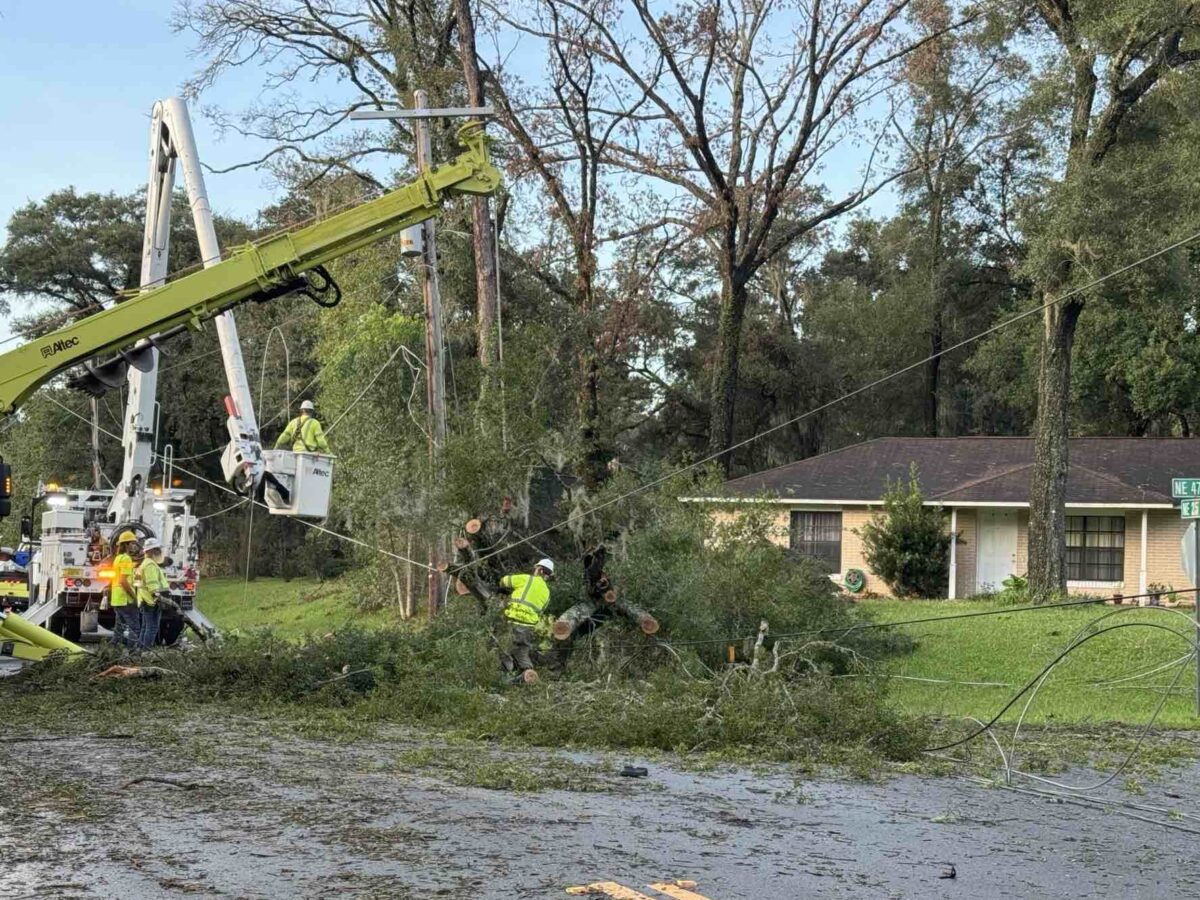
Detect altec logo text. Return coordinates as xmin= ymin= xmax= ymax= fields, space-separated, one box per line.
xmin=40 ymin=337 xmax=80 ymax=359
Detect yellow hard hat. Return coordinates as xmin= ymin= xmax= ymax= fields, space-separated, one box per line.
xmin=117 ymin=530 xmax=138 ymax=544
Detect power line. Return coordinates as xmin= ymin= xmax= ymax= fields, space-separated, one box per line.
xmin=45 ymin=394 xmax=437 ymax=572
xmin=923 ymin=619 xmax=1197 ymax=755
xmin=6 ymin=265 xmax=404 ymax=461
xmin=584 ymin=587 xmax=1200 ymax=663
xmin=471 ymin=226 xmax=1200 ymax=566
xmin=0 ymin=188 xmax=397 ymax=352
xmin=645 ymin=593 xmax=1117 ymax=648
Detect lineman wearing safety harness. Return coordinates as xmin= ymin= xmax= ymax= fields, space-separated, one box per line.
xmin=135 ymin=538 xmax=170 ymax=649
xmin=107 ymin=531 xmax=140 ymax=648
xmin=498 ymin=559 xmax=554 ymax=677
xmin=275 ymin=399 xmax=330 ymax=453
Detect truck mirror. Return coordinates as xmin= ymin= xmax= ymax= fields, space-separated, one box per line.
xmin=20 ymin=515 xmax=32 ymax=541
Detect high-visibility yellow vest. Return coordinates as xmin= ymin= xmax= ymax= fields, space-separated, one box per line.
xmin=500 ymin=573 xmax=550 ymax=626
xmin=110 ymin=554 xmax=136 ymax=608
xmin=276 ymin=415 xmax=329 ymax=453
xmin=135 ymin=557 xmax=169 ymax=608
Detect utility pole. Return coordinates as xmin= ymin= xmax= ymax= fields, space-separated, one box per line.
xmin=1194 ymin=520 xmax=1199 ymax=716
xmin=89 ymin=398 xmax=102 ymax=489
xmin=350 ymin=96 xmax=493 ymax=618
xmin=413 ymin=89 xmax=449 ymax=618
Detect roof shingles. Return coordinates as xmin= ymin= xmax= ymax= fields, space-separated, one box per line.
xmin=718 ymin=437 xmax=1194 ymax=505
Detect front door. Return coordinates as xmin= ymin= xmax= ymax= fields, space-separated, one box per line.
xmin=976 ymin=508 xmax=1018 ymax=593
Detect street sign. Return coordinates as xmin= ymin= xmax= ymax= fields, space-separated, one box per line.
xmin=1182 ymin=499 xmax=1200 ymax=519
xmin=1173 ymin=477 xmax=1200 ymax=498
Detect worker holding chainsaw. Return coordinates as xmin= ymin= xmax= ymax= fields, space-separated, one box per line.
xmin=107 ymin=531 xmax=140 ymax=648
xmin=497 ymin=559 xmax=555 ymax=678
xmin=135 ymin=538 xmax=170 ymax=649
xmin=275 ymin=399 xmax=330 ymax=453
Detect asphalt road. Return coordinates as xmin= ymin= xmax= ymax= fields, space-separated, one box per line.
xmin=3 ymin=720 xmax=1198 ymax=899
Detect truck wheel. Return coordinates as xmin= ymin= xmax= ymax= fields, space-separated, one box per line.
xmin=158 ymin=615 xmax=183 ymax=646
xmin=50 ymin=610 xmax=82 ymax=643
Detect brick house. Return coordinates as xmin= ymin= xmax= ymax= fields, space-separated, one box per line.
xmin=692 ymin=437 xmax=1198 ymax=598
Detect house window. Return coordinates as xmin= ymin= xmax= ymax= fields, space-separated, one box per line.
xmin=790 ymin=511 xmax=842 ymax=574
xmin=1066 ymin=515 xmax=1125 ymax=582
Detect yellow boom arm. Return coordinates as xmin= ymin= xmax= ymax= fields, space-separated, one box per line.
xmin=0 ymin=122 xmax=499 ymax=417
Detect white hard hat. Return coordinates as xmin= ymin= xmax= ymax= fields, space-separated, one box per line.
xmin=143 ymin=538 xmax=162 ymax=553
xmin=300 ymin=399 xmax=316 ymax=412
xmin=536 ymin=558 xmax=555 ymax=574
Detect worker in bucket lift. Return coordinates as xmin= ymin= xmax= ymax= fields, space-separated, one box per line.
xmin=498 ymin=559 xmax=554 ymax=678
xmin=108 ymin=531 xmax=140 ymax=648
xmin=135 ymin=538 xmax=170 ymax=649
xmin=275 ymin=399 xmax=330 ymax=454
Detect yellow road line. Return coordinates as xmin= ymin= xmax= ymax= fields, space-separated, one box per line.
xmin=648 ymin=882 xmax=712 ymax=900
xmin=565 ymin=880 xmax=714 ymax=900
xmin=565 ymin=883 xmax=658 ymax=899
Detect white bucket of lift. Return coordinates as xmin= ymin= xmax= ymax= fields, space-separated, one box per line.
xmin=262 ymin=450 xmax=335 ymax=519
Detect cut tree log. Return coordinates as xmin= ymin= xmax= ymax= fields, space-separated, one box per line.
xmin=553 ymin=600 xmax=599 ymax=641
xmin=614 ymin=598 xmax=659 ymax=635
xmin=439 ymin=561 xmax=493 ymax=613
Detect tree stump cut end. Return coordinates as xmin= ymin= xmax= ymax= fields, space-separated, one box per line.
xmin=552 ymin=619 xmax=573 ymax=641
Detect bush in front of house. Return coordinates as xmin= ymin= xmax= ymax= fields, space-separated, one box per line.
xmin=857 ymin=466 xmax=951 ymax=598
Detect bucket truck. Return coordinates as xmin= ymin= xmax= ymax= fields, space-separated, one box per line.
xmin=0 ymin=100 xmax=499 ymax=654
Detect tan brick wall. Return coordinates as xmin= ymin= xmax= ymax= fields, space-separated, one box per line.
xmin=1058 ymin=510 xmax=1182 ymax=598
xmin=952 ymin=509 xmax=977 ymax=598
xmin=841 ymin=507 xmax=889 ymax=595
xmin=710 ymin=503 xmax=1186 ymax=600
xmin=1121 ymin=512 xmax=1142 ymax=594
xmin=1144 ymin=510 xmax=1189 ymax=594
xmin=709 ymin=506 xmax=790 ymax=547
xmin=1015 ymin=511 xmax=1029 ymax=576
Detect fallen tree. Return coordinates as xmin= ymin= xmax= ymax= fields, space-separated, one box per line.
xmin=445 ymin=533 xmax=659 ymax=652
xmin=552 ymin=544 xmax=658 ymax=642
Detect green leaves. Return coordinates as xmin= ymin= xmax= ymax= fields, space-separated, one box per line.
xmin=858 ymin=466 xmax=953 ymax=598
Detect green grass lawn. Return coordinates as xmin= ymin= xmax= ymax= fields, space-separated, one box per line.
xmin=864 ymin=599 xmax=1200 ymax=729
xmin=197 ymin=576 xmax=401 ymax=639
xmin=195 ymin=578 xmax=1198 ymax=729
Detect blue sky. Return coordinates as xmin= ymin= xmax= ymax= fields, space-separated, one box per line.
xmin=0 ymin=0 xmax=292 ymax=340
xmin=0 ymin=0 xmax=276 ymax=234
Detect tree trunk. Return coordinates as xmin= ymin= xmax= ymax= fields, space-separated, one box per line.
xmin=454 ymin=0 xmax=498 ymax=370
xmin=613 ymin=598 xmax=659 ymax=635
xmin=708 ymin=272 xmax=749 ymax=475
xmin=553 ymin=600 xmax=600 ymax=640
xmin=923 ymin=319 xmax=943 ymax=438
xmin=923 ymin=194 xmax=945 ymax=438
xmin=579 ymin=345 xmax=609 ymax=489
xmin=1028 ymin=297 xmax=1083 ymax=602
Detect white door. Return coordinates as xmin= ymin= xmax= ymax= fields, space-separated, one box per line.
xmin=976 ymin=509 xmax=1018 ymax=593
